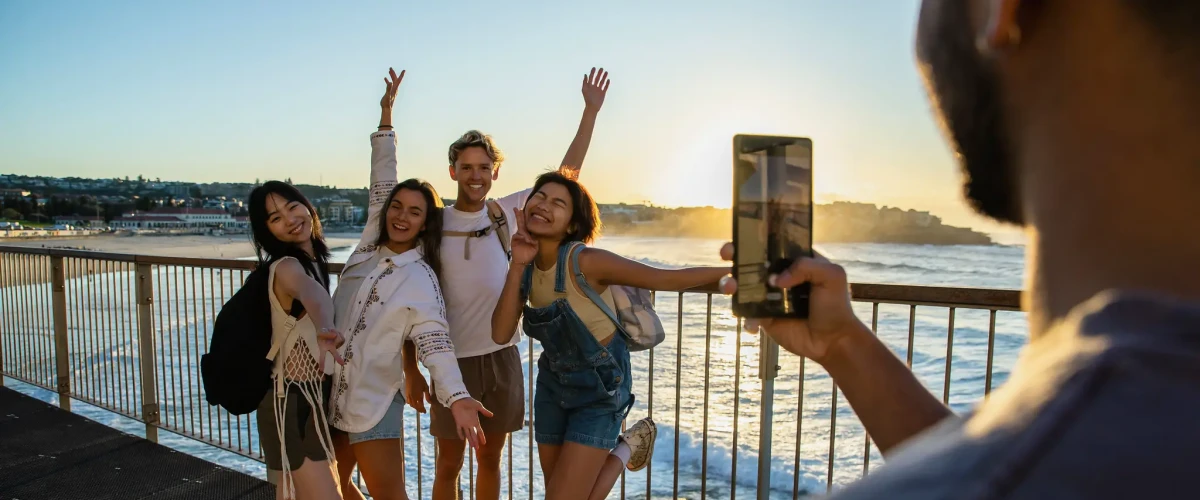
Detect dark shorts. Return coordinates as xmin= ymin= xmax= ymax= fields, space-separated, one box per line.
xmin=257 ymin=377 xmax=333 ymax=473
xmin=430 ymin=345 xmax=526 ymax=439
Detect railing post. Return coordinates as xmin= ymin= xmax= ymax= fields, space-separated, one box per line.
xmin=757 ymin=335 xmax=780 ymax=500
xmin=51 ymin=255 xmax=71 ymax=410
xmin=136 ymin=262 xmax=159 ymax=442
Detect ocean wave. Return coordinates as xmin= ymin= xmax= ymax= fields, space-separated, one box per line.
xmin=837 ymin=258 xmax=941 ymax=274
xmin=650 ymin=420 xmax=826 ymax=495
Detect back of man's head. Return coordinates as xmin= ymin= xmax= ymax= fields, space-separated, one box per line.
xmin=915 ymin=0 xmax=1199 ymax=226
xmin=915 ymin=0 xmax=1200 ymax=330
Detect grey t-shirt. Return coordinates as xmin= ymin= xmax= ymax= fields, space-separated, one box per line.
xmin=829 ymin=290 xmax=1200 ymax=499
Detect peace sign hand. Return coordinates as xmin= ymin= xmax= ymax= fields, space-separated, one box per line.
xmin=510 ymin=207 xmax=539 ymax=266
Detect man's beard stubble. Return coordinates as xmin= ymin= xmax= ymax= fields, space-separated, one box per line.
xmin=917 ymin=0 xmax=1024 ymax=225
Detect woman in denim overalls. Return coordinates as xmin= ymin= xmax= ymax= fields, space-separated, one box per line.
xmin=491 ymin=171 xmax=730 ymax=500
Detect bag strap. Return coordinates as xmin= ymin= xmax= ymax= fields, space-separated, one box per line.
xmin=442 ymin=199 xmax=511 ymax=260
xmin=566 ymin=242 xmax=630 ymax=339
xmin=485 ymin=199 xmax=512 ymax=259
xmin=266 ymin=299 xmax=307 ymax=359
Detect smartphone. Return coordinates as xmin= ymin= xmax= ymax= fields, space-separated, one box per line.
xmin=731 ymin=134 xmax=813 ymax=318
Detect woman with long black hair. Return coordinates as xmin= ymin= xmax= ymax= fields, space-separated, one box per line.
xmin=247 ymin=180 xmax=346 ymax=500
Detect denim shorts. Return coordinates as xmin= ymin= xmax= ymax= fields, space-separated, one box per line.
xmin=533 ymin=336 xmax=635 ymax=450
xmin=348 ymin=391 xmax=405 ymax=445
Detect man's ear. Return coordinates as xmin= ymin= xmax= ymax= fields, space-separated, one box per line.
xmin=448 ymin=164 xmax=458 ymax=181
xmin=492 ymin=164 xmax=501 ymax=181
xmin=979 ymin=0 xmax=1024 ymax=54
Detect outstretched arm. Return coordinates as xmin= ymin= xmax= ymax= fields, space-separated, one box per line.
xmin=716 ymin=244 xmax=951 ymax=455
xmin=578 ymin=247 xmax=728 ymax=292
xmin=407 ymin=279 xmax=494 ymax=450
xmin=273 ymin=258 xmax=344 ymax=371
xmin=558 ymin=67 xmax=611 ymax=179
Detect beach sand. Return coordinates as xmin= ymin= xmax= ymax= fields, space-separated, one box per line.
xmin=0 ymin=233 xmax=363 ymax=259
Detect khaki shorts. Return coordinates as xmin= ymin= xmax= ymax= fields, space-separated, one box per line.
xmin=430 ymin=345 xmax=526 ymax=439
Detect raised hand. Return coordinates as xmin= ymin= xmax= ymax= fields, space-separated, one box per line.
xmin=381 ymin=67 xmax=405 ymax=109
xmin=510 ymin=207 xmax=539 ymax=266
xmin=717 ymin=243 xmax=868 ymax=364
xmin=581 ymin=67 xmax=611 ymax=111
xmin=450 ymin=398 xmax=494 ymax=450
xmin=316 ymin=328 xmax=346 ymax=373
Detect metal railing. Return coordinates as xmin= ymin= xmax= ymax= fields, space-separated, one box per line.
xmin=0 ymin=246 xmax=1024 ymax=499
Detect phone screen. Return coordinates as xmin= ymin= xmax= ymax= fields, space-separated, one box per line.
xmin=732 ymin=134 xmax=813 ymax=318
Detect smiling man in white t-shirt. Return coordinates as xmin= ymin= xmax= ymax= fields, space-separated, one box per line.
xmin=400 ymin=67 xmax=611 ymax=500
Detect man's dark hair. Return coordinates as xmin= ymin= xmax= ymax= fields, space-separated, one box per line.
xmin=1127 ymin=0 xmax=1200 ymax=46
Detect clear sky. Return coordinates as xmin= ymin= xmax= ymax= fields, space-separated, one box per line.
xmin=0 ymin=0 xmax=1019 ymax=239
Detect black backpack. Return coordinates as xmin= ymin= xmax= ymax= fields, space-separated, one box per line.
xmin=200 ymin=263 xmax=305 ymax=415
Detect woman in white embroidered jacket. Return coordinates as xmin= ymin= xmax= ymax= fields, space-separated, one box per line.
xmin=329 ymin=68 xmax=492 ymax=500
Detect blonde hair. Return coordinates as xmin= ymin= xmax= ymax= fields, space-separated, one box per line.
xmin=448 ymin=130 xmax=506 ymax=167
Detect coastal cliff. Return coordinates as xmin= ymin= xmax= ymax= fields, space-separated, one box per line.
xmin=599 ymin=201 xmax=993 ymax=245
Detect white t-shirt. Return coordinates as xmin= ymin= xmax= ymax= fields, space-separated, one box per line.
xmin=440 ymin=188 xmax=531 ymax=358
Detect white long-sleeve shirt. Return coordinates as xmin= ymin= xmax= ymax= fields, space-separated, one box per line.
xmin=327 ymin=130 xmax=469 ymax=433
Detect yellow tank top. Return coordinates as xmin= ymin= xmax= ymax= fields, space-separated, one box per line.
xmin=528 ymin=258 xmax=619 ymax=344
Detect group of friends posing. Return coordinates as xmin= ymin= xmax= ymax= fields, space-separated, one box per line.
xmin=248 ymin=66 xmax=729 ymax=500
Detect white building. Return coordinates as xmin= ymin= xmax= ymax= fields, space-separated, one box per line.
xmin=111 ymin=207 xmax=235 ymax=229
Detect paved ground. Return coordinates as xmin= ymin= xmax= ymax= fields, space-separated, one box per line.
xmin=0 ymin=386 xmax=274 ymax=499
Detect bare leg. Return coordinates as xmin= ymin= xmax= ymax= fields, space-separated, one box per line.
xmin=587 ymin=455 xmax=626 ymax=500
xmin=543 ymin=442 xmax=609 ymax=500
xmin=285 ymin=458 xmax=342 ymax=500
xmin=353 ymin=438 xmax=409 ymax=500
xmin=333 ymin=431 xmax=366 ymax=500
xmin=433 ymin=438 xmax=467 ymax=500
xmin=588 ymin=417 xmax=658 ymax=500
xmin=538 ymin=443 xmax=562 ymax=490
xmin=475 ymin=432 xmax=508 ymax=500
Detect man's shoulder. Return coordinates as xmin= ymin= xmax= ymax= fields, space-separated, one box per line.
xmin=830 ymin=291 xmax=1200 ymax=500
xmin=831 ymin=375 xmax=1200 ymax=499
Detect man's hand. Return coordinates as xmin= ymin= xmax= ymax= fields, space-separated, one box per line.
xmin=450 ymin=398 xmax=494 ymax=450
xmin=316 ymin=328 xmax=346 ymax=373
xmin=581 ymin=67 xmax=611 ymax=112
xmin=404 ymin=370 xmax=432 ymax=413
xmin=718 ymin=243 xmax=868 ymax=365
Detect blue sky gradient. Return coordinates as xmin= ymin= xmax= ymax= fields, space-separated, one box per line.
xmin=0 ymin=0 xmax=1017 ymax=237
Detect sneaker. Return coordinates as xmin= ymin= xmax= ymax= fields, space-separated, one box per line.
xmin=619 ymin=417 xmax=657 ymax=472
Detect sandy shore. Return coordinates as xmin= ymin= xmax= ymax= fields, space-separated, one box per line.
xmin=0 ymin=233 xmax=363 ymax=259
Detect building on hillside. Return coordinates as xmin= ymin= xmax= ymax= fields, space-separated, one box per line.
xmin=169 ymin=184 xmax=192 ymax=198
xmin=324 ymin=198 xmax=355 ymax=224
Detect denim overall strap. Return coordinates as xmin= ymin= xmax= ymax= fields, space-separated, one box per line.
xmin=552 ymin=242 xmax=575 ymax=294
